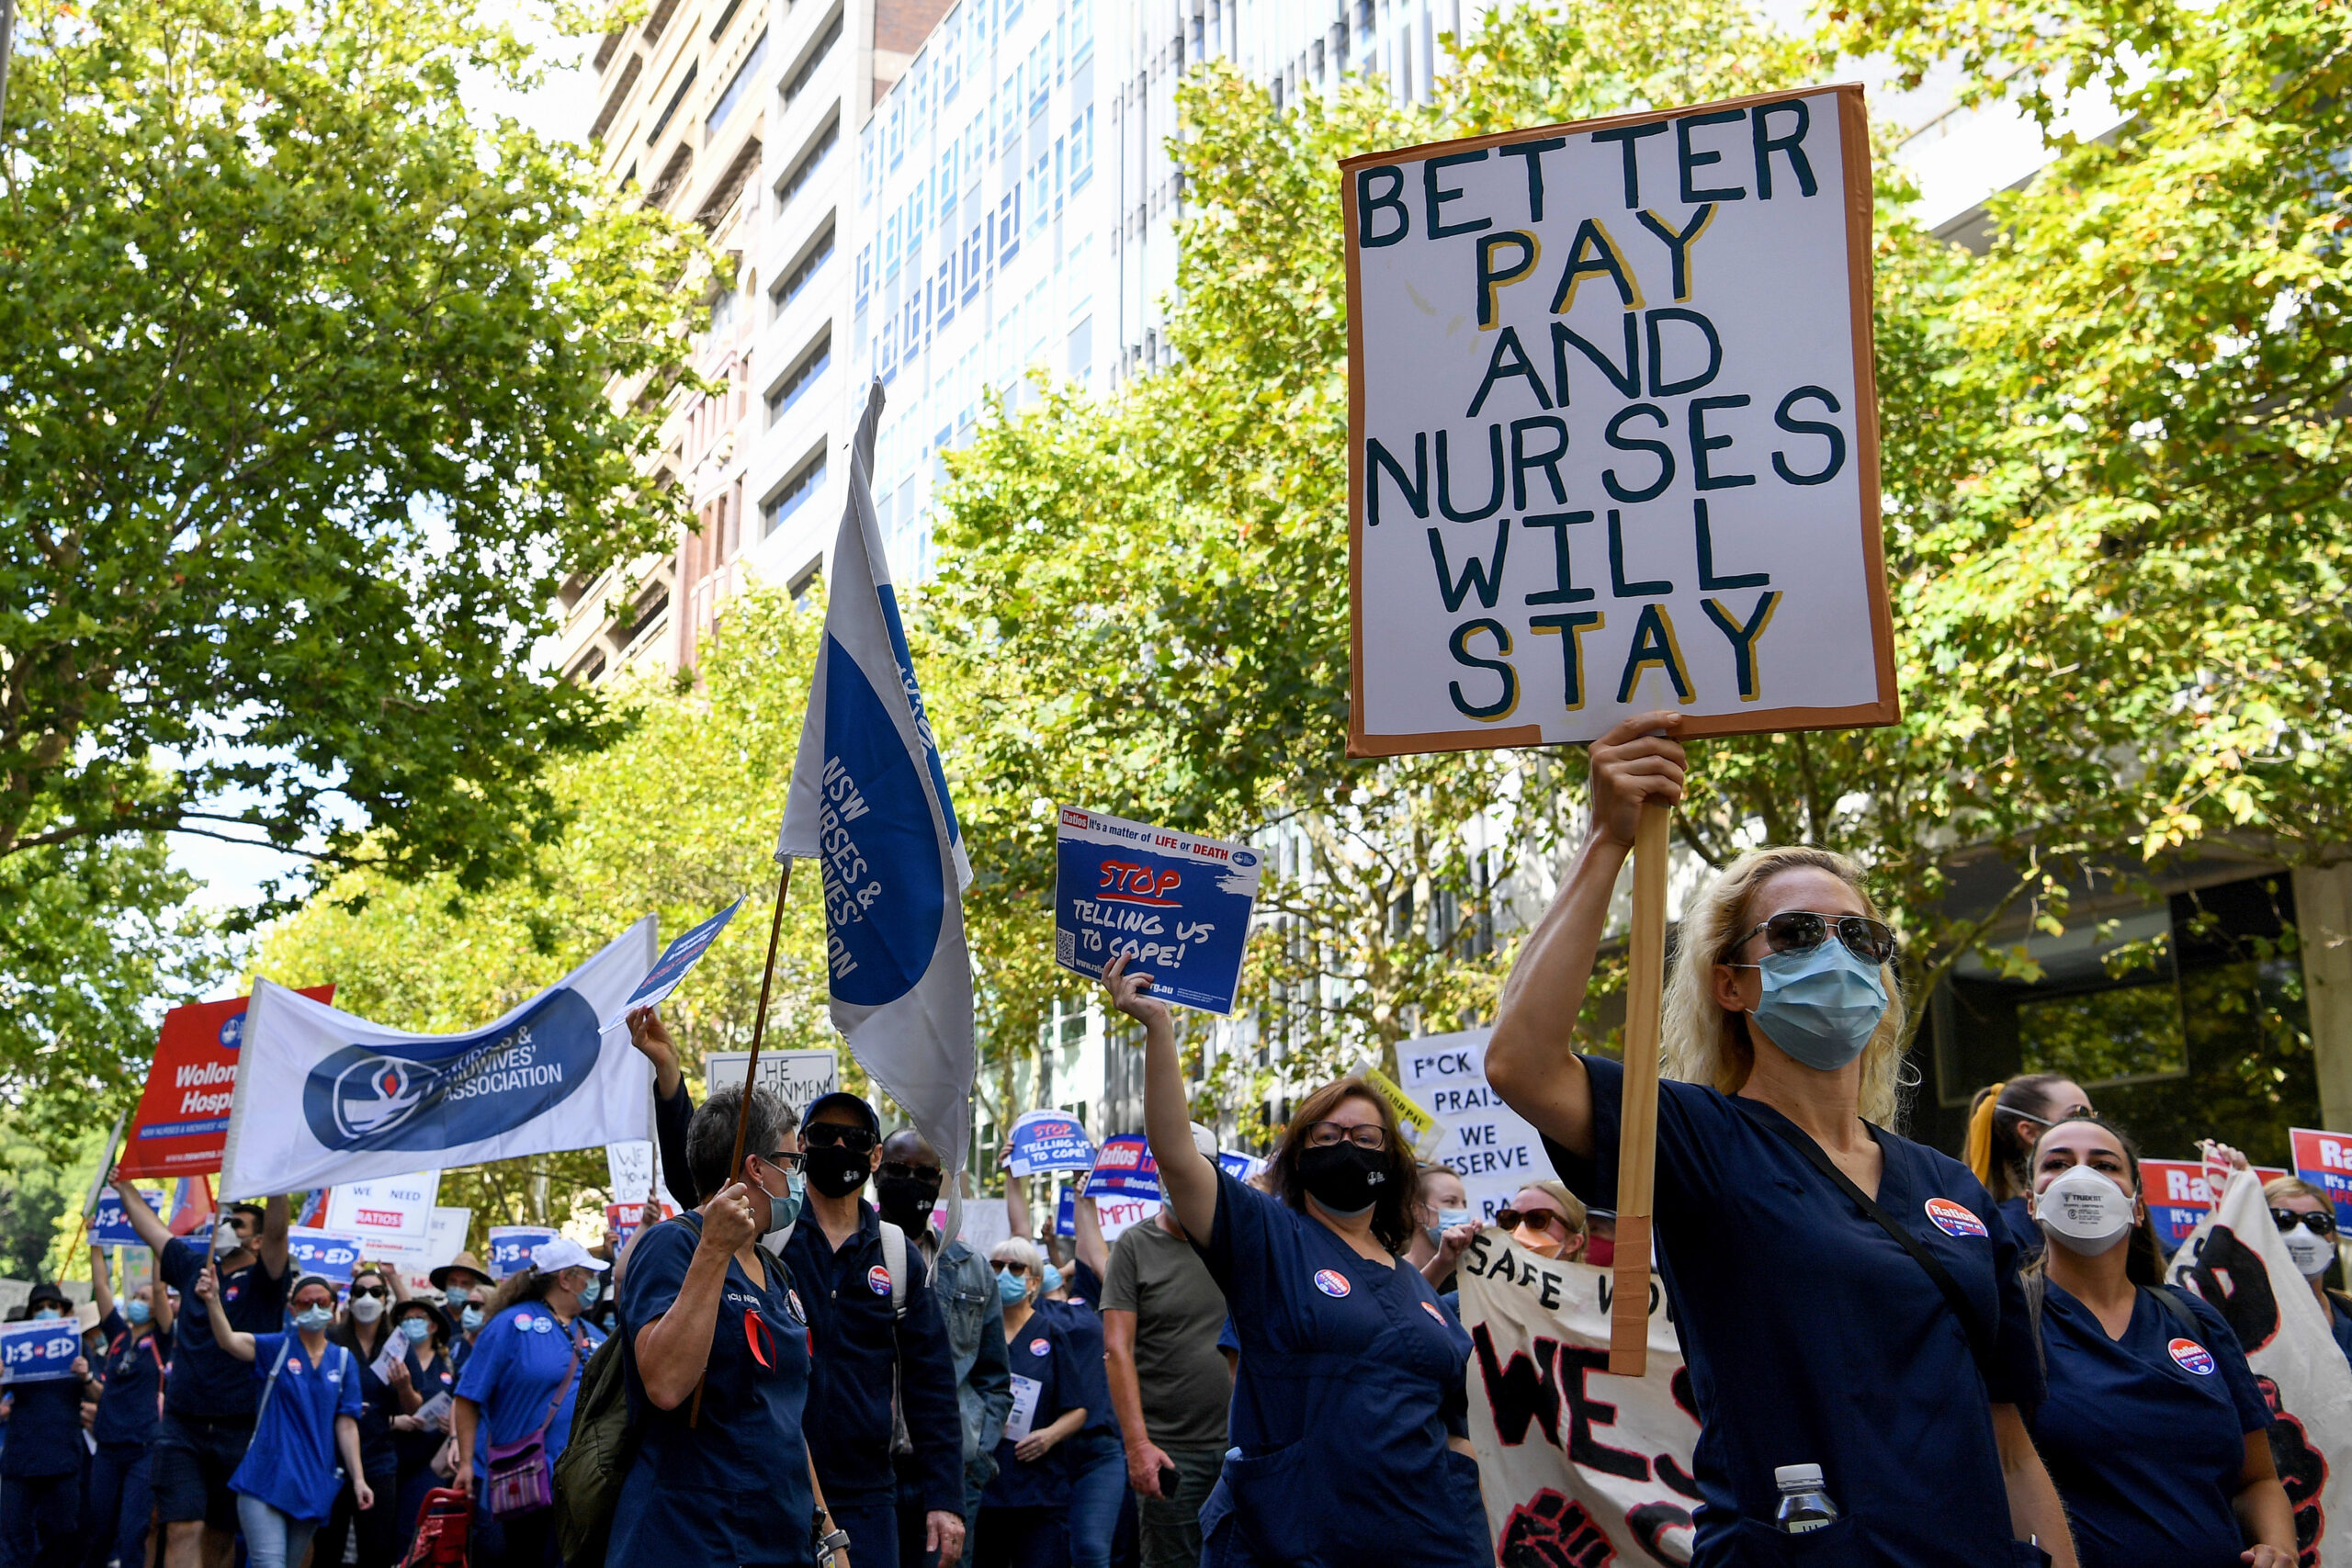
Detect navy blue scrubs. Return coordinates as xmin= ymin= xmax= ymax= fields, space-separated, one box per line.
xmin=613 ymin=1214 xmax=814 ymax=1566
xmin=2031 ymin=1282 xmax=2270 ymax=1568
xmin=1552 ymin=1056 xmax=2043 ymax=1567
xmin=1193 ymin=1167 xmax=1486 ymax=1568
xmin=1997 ymin=1195 xmax=2047 ymax=1261
xmin=984 ymin=1313 xmax=1080 ymax=1510
xmin=2328 ymin=1294 xmax=2352 ymax=1373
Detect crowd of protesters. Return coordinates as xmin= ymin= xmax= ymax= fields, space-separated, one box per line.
xmin=2 ymin=790 xmax=2348 ymax=1568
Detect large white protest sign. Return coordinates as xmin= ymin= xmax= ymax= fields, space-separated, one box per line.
xmin=220 ymin=920 xmax=657 ymax=1197
xmin=705 ymin=1048 xmax=840 ymax=1118
xmin=1455 ymin=1230 xmax=1697 ymax=1563
xmin=1395 ymin=1028 xmax=1559 ymax=1219
xmin=324 ymin=1170 xmax=439 ymax=1247
xmin=1343 ymin=86 xmax=1894 ymax=756
xmin=2168 ymin=1168 xmax=2352 ymax=1564
xmin=375 ymin=1205 xmax=470 ymax=1272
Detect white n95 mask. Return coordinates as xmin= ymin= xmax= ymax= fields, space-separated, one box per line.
xmin=2035 ymin=1166 xmax=2134 ymax=1255
xmin=2283 ymin=1227 xmax=2335 ymax=1279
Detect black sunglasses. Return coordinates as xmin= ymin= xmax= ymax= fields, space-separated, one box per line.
xmin=992 ymin=1260 xmax=1032 ymax=1276
xmin=753 ymin=1149 xmax=806 ymax=1173
xmin=351 ymin=1286 xmax=388 ymax=1301
xmin=1496 ymin=1208 xmax=1577 ymax=1236
xmin=803 ymin=1123 xmax=880 ymax=1154
xmin=877 ymin=1161 xmax=943 ymax=1188
xmin=1728 ymin=910 xmax=1897 ymax=966
xmin=2274 ymin=1207 xmax=2338 ymax=1237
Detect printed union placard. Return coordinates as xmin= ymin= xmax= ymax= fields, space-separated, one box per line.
xmin=486 ymin=1224 xmax=558 ymax=1280
xmin=285 ymin=1227 xmax=364 ymax=1284
xmin=1343 ymin=85 xmax=1895 ymax=756
xmin=0 ymin=1319 xmax=85 ymax=1383
xmin=1053 ymin=807 xmax=1262 ymax=1015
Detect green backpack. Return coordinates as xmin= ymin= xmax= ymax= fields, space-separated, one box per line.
xmin=553 ymin=1326 xmax=634 ymax=1567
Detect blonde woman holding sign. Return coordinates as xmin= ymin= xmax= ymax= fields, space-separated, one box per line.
xmin=1487 ymin=712 xmax=2075 ymax=1568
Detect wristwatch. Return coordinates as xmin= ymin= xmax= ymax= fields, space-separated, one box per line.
xmin=815 ymin=1525 xmax=852 ymax=1560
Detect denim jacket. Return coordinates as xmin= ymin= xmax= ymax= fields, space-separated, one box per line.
xmin=924 ymin=1232 xmax=1012 ymax=1484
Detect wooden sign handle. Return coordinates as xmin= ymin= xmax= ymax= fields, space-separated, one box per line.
xmin=1608 ymin=801 xmax=1672 ymax=1376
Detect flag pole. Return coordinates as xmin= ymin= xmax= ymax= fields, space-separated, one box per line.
xmin=1607 ymin=800 xmax=1672 ymax=1376
xmin=693 ymin=856 xmax=792 ymax=1428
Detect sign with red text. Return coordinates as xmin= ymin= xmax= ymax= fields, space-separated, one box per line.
xmin=2290 ymin=1128 xmax=2352 ymax=1235
xmin=117 ymin=987 xmax=335 ymax=1179
xmin=1053 ymin=807 xmax=1261 ymax=1015
xmin=324 ymin=1171 xmax=440 ymax=1249
xmin=2142 ymin=1158 xmax=2290 ymax=1253
xmin=1342 ymin=86 xmax=1894 ymax=756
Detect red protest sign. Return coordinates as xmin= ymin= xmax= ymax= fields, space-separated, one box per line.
xmin=116 ymin=988 xmax=334 ymax=1180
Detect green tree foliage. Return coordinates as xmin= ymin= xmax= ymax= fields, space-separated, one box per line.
xmin=0 ymin=0 xmax=702 ymax=1125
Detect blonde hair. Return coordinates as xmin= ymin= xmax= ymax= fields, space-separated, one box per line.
xmin=1661 ymin=845 xmax=1908 ymax=1127
xmin=2265 ymin=1175 xmax=2331 ymax=1209
xmin=990 ymin=1235 xmax=1042 ymax=1275
xmin=1513 ymin=1179 xmax=1589 ymax=1237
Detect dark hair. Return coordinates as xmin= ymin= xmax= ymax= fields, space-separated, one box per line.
xmin=390 ymin=1299 xmax=448 ymax=1350
xmin=229 ymin=1202 xmax=267 ymax=1226
xmin=1967 ymin=1074 xmax=2081 ymax=1203
xmin=1268 ymin=1078 xmax=1419 ymax=1255
xmin=688 ymin=1085 xmax=798 ymax=1200
xmin=2026 ymin=1114 xmax=2166 ymax=1287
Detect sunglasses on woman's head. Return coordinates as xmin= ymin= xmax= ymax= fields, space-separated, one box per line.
xmin=2274 ymin=1208 xmax=2338 ymax=1237
xmin=1495 ymin=1209 xmax=1573 ymax=1235
xmin=803 ymin=1123 xmax=880 ymax=1154
xmin=1728 ymin=910 xmax=1898 ymax=966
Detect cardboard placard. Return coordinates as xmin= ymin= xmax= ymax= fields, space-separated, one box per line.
xmin=0 ymin=1319 xmax=85 ymax=1383
xmin=2290 ymin=1128 xmax=2352 ymax=1234
xmin=627 ymin=900 xmax=742 ymax=1010
xmin=91 ymin=1190 xmax=164 ymax=1249
xmin=285 ymin=1227 xmax=364 ymax=1284
xmin=703 ymin=1048 xmax=840 ymax=1121
xmin=1007 ymin=1111 xmax=1097 ymax=1177
xmin=1342 ymin=86 xmax=1894 ymax=755
xmin=486 ymin=1225 xmax=557 ymax=1280
xmin=324 ymin=1171 xmax=440 ymax=1247
xmin=1053 ymin=807 xmax=1263 ymax=1015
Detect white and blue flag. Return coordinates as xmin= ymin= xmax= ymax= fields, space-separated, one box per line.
xmin=777 ymin=380 xmax=976 ymax=1175
xmin=219 ymin=919 xmax=658 ymax=1197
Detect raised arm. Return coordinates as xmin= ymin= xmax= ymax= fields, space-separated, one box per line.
xmin=1003 ymin=1163 xmax=1033 ymax=1242
xmin=111 ymin=1179 xmax=174 ymax=1255
xmin=255 ymin=1194 xmax=290 ymax=1278
xmin=195 ymin=1264 xmax=256 ymax=1361
xmin=1071 ymin=1194 xmax=1110 ymax=1283
xmin=91 ymin=1246 xmax=115 ymax=1321
xmin=152 ymin=1271 xmax=175 ymax=1337
xmin=1486 ymin=713 xmax=1685 ymax=1162
xmin=1103 ymin=955 xmax=1216 ymax=1246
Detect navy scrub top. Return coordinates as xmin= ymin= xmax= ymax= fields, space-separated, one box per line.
xmin=92 ymin=1309 xmax=171 ymax=1448
xmin=1997 ymin=1195 xmax=2047 ymax=1261
xmin=985 ymin=1311 xmax=1080 ymax=1510
xmin=1037 ymin=1296 xmax=1118 ymax=1440
xmin=2030 ymin=1281 xmax=2270 ymax=1568
xmin=1553 ymin=1056 xmax=2043 ymax=1568
xmin=613 ymin=1214 xmax=815 ymax=1566
xmin=1193 ymin=1166 xmax=1487 ymax=1568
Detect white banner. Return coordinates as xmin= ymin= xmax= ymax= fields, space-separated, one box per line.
xmin=1457 ymin=1230 xmax=1697 ymax=1564
xmin=373 ymin=1205 xmax=470 ymax=1271
xmin=221 ymin=920 xmax=658 ymax=1197
xmin=1395 ymin=1028 xmax=1560 ymax=1219
xmin=324 ymin=1170 xmax=439 ymax=1247
xmin=2168 ymin=1168 xmax=2352 ymax=1565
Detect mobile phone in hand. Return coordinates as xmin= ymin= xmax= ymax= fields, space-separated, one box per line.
xmin=1157 ymin=1463 xmax=1180 ymax=1495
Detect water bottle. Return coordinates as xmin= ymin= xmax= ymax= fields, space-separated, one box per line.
xmin=1773 ymin=1464 xmax=1838 ymax=1533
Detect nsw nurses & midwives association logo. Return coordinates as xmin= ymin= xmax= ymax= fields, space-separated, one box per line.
xmin=300 ymin=988 xmax=601 ymax=1152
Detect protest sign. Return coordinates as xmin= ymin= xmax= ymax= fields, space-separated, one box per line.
xmin=117 ymin=987 xmax=335 ymax=1180
xmin=704 ymin=1048 xmax=840 ymax=1119
xmin=627 ymin=900 xmax=742 ymax=1010
xmin=486 ymin=1225 xmax=558 ymax=1280
xmin=1353 ymin=1063 xmax=1449 ymax=1162
xmin=1395 ymin=1029 xmax=1560 ymax=1219
xmin=2290 ymin=1127 xmax=2352 ymax=1234
xmin=943 ymin=1195 xmax=1012 ymax=1257
xmin=606 ymin=1141 xmax=656 ymax=1206
xmin=1342 ymin=85 xmax=1892 ymax=755
xmin=606 ymin=1202 xmax=651 ymax=1252
xmin=1091 ymin=1192 xmax=1157 ymax=1241
xmin=2169 ymin=1168 xmax=2352 ymax=1564
xmin=0 ymin=1319 xmax=85 ymax=1383
xmin=166 ymin=1178 xmax=214 ymax=1237
xmin=1052 ymin=807 xmax=1262 ymax=1014
xmin=91 ymin=1189 xmax=164 ymax=1249
xmin=1455 ymin=1230 xmax=1695 ymax=1562
xmin=220 ymin=921 xmax=655 ymax=1198
xmin=371 ymin=1205 xmax=470 ymax=1272
xmin=1216 ymin=1150 xmax=1264 ymax=1184
xmin=285 ymin=1228 xmax=364 ymax=1284
xmin=1007 ymin=1110 xmax=1096 ymax=1177
xmin=1085 ymin=1134 xmax=1159 ymax=1199
xmin=325 ymin=1171 xmax=439 ymax=1249
xmin=2142 ymin=1157 xmax=2290 ymax=1253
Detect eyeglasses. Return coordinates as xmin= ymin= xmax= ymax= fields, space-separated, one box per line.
xmin=992 ymin=1260 xmax=1032 ymax=1276
xmin=351 ymin=1287 xmax=388 ymax=1301
xmin=803 ymin=1123 xmax=880 ymax=1154
xmin=1301 ymin=1121 xmax=1388 ymax=1152
xmin=754 ymin=1149 xmax=806 ymax=1173
xmin=1728 ymin=910 xmax=1898 ymax=966
xmin=2273 ymin=1208 xmax=2338 ymax=1237
xmin=1496 ymin=1209 xmax=1578 ymax=1237
xmin=878 ymin=1161 xmax=944 ymax=1189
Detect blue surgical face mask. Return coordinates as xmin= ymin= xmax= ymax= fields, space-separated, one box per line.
xmin=293 ymin=1306 xmax=334 ymax=1333
xmin=31 ymin=1306 xmax=62 ymax=1321
xmin=578 ymin=1277 xmax=602 ymax=1308
xmin=460 ymin=1305 xmax=483 ymax=1331
xmin=756 ymin=1167 xmax=805 ymax=1242
xmin=1041 ymin=1264 xmax=1063 ymax=1296
xmin=398 ymin=1317 xmax=432 ymax=1345
xmin=125 ymin=1299 xmax=153 ymax=1326
xmin=1743 ymin=941 xmax=1888 ymax=1072
xmin=996 ymin=1268 xmax=1027 ymax=1305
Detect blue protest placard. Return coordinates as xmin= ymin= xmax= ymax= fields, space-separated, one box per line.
xmin=1053 ymin=808 xmax=1261 ymax=1016
xmin=1216 ymin=1150 xmax=1264 ymax=1183
xmin=1007 ymin=1110 xmax=1096 ymax=1177
xmin=628 ymin=901 xmax=743 ymax=1010
xmin=486 ymin=1225 xmax=557 ymax=1280
xmin=1055 ymin=1186 xmax=1076 ymax=1238
xmin=0 ymin=1319 xmax=84 ymax=1383
xmin=284 ymin=1227 xmax=363 ymax=1284
xmin=1085 ymin=1134 xmax=1162 ymax=1200
xmin=91 ymin=1189 xmax=164 ymax=1249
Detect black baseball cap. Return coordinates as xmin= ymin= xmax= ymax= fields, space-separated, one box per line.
xmin=804 ymin=1092 xmax=880 ymax=1138
xmin=26 ymin=1282 xmax=69 ymax=1309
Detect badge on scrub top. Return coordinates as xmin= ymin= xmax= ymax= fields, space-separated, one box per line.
xmin=1028 ymin=1337 xmax=1050 ymax=1356
xmin=786 ymin=1290 xmax=808 ymax=1325
xmin=2169 ymin=1338 xmax=2218 ymax=1376
xmin=534 ymin=1317 xmax=551 ymax=1333
xmin=867 ymin=1266 xmax=892 ymax=1295
xmin=1924 ymin=1198 xmax=1988 ymax=1238
xmin=1420 ymin=1302 xmax=1449 ymax=1326
xmin=514 ymin=1314 xmax=536 ymax=1333
xmin=1313 ymin=1269 xmax=1351 ymax=1298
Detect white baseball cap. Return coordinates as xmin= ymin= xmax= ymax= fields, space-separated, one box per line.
xmin=530 ymin=1236 xmax=610 ymax=1275
xmin=1189 ymin=1122 xmax=1219 ymax=1161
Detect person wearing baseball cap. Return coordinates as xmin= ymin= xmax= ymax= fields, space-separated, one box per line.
xmin=0 ymin=1281 xmax=95 ymax=1567
xmin=450 ymin=1236 xmax=606 ymax=1566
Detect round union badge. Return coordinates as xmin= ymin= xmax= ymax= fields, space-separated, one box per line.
xmin=2169 ymin=1338 xmax=2217 ymax=1376
xmin=1313 ymin=1269 xmax=1351 ymax=1298
xmin=867 ymin=1265 xmax=892 ymax=1296
xmin=1924 ymin=1198 xmax=1988 ymax=1238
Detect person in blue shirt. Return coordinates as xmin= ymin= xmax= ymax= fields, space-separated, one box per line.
xmin=196 ymin=1269 xmax=366 ymax=1568
xmin=2022 ymin=1115 xmax=2295 ymax=1567
xmin=450 ymin=1236 xmax=606 ymax=1568
xmin=1484 ymin=713 xmax=2075 ymax=1568
xmin=320 ymin=1266 xmax=417 ymax=1568
xmin=1102 ymin=955 xmax=1487 ymax=1568
xmin=2263 ymin=1177 xmax=2352 ymax=1371
xmin=616 ymin=1082 xmax=847 ymax=1568
xmin=85 ymin=1246 xmax=175 ymax=1568
xmin=0 ymin=1281 xmax=96 ymax=1568
xmin=978 ymin=1237 xmax=1089 ymax=1568
xmin=1964 ymin=1075 xmax=2096 ymax=1259
xmin=113 ymin=1179 xmax=290 ymax=1568
xmin=785 ymin=1091 xmax=968 ymax=1568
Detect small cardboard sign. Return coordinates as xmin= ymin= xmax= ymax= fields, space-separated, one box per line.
xmin=703 ymin=1049 xmax=840 ymax=1120
xmin=324 ymin=1171 xmax=440 ymax=1247
xmin=0 ymin=1319 xmax=84 ymax=1383
xmin=2140 ymin=1159 xmax=2290 ymax=1252
xmin=485 ymin=1225 xmax=558 ymax=1280
xmin=1085 ymin=1134 xmax=1160 ymax=1199
xmin=627 ymin=901 xmax=742 ymax=1010
xmin=285 ymin=1227 xmax=364 ymax=1284
xmin=91 ymin=1189 xmax=164 ymax=1249
xmin=1007 ymin=1111 xmax=1097 ymax=1177
xmin=1053 ymin=807 xmax=1262 ymax=1015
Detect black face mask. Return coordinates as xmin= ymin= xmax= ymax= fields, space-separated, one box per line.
xmin=1296 ymin=1144 xmax=1388 ymax=1217
xmin=805 ymin=1145 xmax=873 ymax=1200
xmin=876 ymin=1175 xmax=939 ymax=1231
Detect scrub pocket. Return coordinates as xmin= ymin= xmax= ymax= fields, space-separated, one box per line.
xmin=1730 ymin=1514 xmax=1866 ymax=1563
